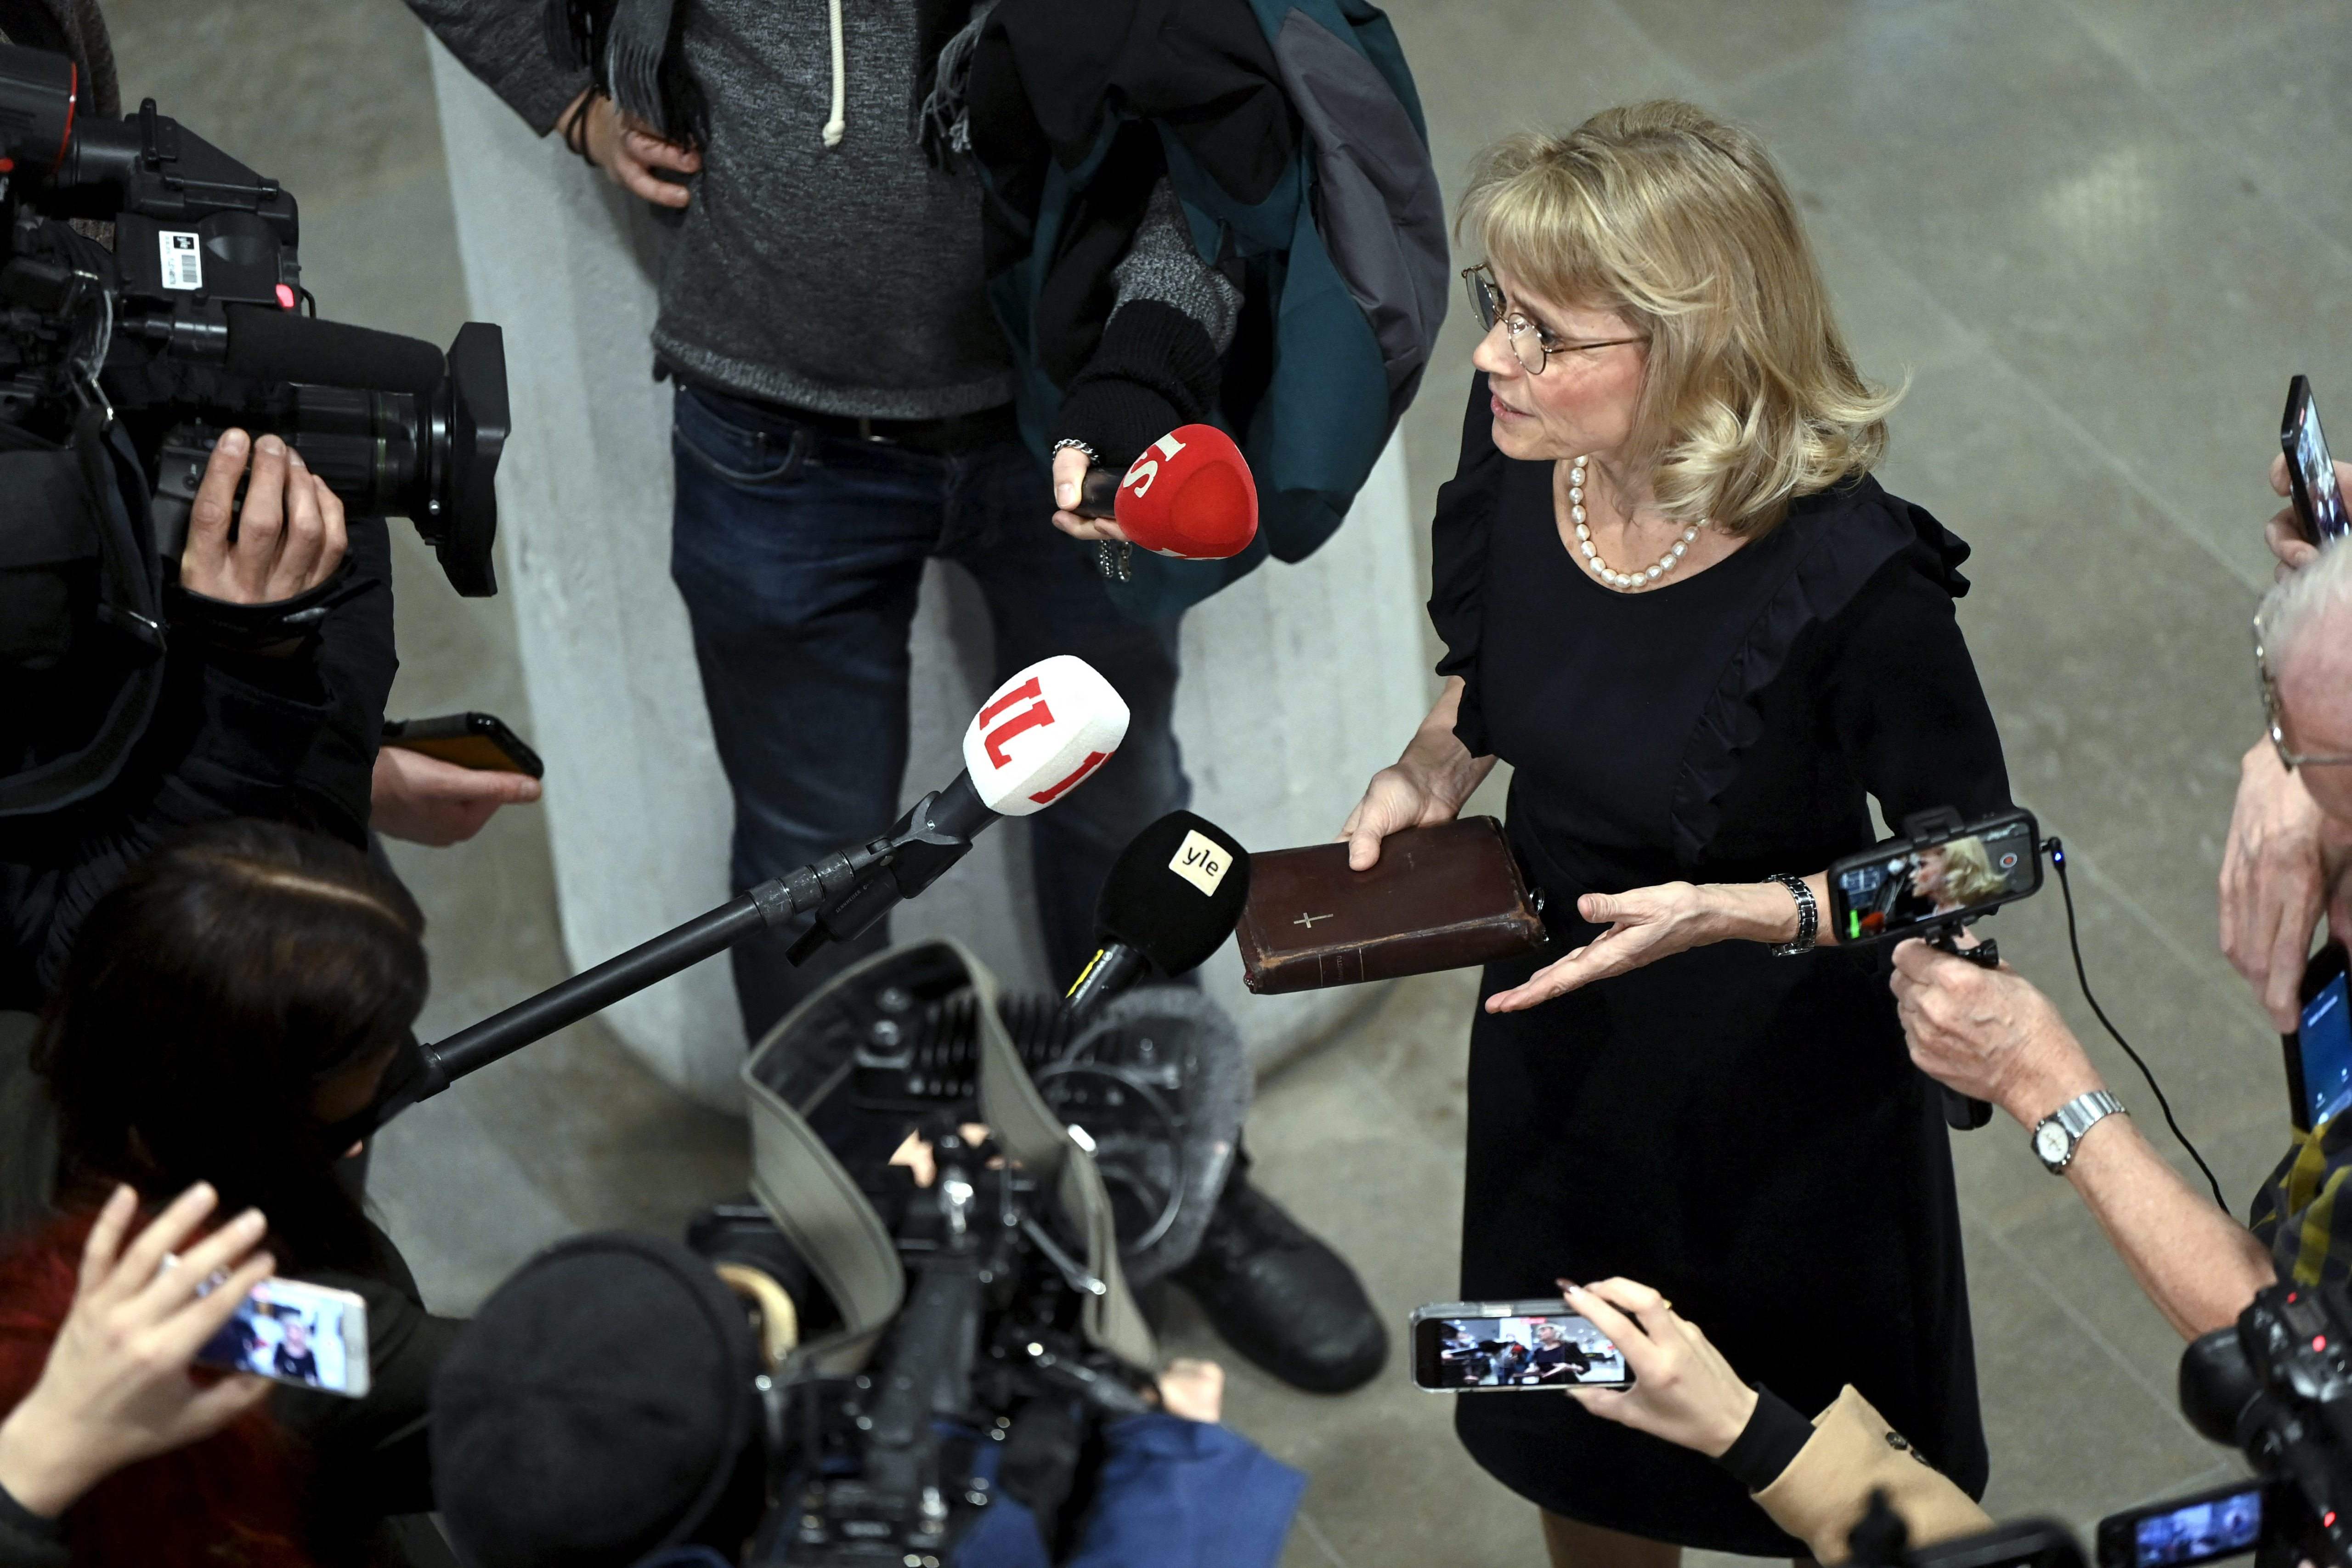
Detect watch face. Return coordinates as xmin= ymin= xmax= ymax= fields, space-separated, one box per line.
xmin=2034 ymin=1121 xmax=2071 ymax=1166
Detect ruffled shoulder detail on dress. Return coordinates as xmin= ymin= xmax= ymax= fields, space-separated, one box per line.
xmin=1427 ymin=372 xmax=1510 ymax=756
xmin=1666 ymin=475 xmax=1973 ymax=866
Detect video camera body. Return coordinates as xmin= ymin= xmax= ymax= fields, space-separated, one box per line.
xmin=690 ymin=941 xmax=1206 ymax=1565
xmin=2159 ymin=1279 xmax=2352 ymax=1568
xmin=0 ymin=40 xmax=508 ymax=598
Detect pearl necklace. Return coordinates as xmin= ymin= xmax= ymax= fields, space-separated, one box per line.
xmin=1567 ymin=455 xmax=1703 ymax=591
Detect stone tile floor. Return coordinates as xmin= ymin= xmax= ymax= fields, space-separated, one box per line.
xmin=99 ymin=0 xmax=2344 ymax=1561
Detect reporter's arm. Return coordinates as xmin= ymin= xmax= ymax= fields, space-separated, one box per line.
xmin=1750 ymin=1387 xmax=1992 ymax=1562
xmin=1337 ymin=678 xmax=1497 ymax=871
xmin=1892 ymin=942 xmax=2273 ymax=1336
xmin=1562 ymin=1280 xmax=1988 ymax=1563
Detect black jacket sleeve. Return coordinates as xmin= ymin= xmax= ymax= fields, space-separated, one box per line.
xmin=0 ymin=1483 xmax=65 ymax=1568
xmin=0 ymin=519 xmax=397 ymax=1008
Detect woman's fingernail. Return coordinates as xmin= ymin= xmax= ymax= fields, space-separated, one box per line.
xmin=219 ymin=430 xmax=248 ymax=455
xmin=1057 ymin=483 xmax=1076 ymax=506
xmin=258 ymin=434 xmax=283 ymax=457
xmin=288 ymin=449 xmax=305 ymax=470
xmin=236 ymin=1208 xmax=266 ymax=1229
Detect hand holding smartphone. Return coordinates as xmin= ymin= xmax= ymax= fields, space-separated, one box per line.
xmin=2282 ymin=376 xmax=2350 ymax=546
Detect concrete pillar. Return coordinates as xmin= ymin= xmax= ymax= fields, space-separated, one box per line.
xmin=425 ymin=40 xmax=1430 ymax=1111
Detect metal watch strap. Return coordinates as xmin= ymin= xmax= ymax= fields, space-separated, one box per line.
xmin=1762 ymin=873 xmax=1817 ymax=957
xmin=2033 ymin=1090 xmax=2124 ymax=1173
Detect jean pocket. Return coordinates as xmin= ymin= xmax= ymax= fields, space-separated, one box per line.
xmin=672 ymin=390 xmax=811 ymax=489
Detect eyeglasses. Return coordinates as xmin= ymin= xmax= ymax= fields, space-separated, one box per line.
xmin=1461 ymin=263 xmax=1647 ymax=375
xmin=2254 ymin=617 xmax=2352 ymax=771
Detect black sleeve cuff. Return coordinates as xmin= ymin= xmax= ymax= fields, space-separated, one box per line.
xmin=0 ymin=1477 xmax=65 ymax=1541
xmin=1715 ymin=1385 xmax=1813 ymax=1492
xmin=1050 ymin=300 xmax=1223 ymax=474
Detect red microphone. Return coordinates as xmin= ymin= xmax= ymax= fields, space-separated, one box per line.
xmin=1072 ymin=425 xmax=1259 ymax=560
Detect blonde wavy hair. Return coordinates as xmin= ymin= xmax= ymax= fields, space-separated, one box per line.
xmin=1458 ymin=102 xmax=1900 ymax=537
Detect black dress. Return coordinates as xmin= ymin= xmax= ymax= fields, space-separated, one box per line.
xmin=1429 ymin=377 xmax=2007 ymax=1554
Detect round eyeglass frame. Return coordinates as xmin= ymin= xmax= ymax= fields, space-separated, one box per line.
xmin=1461 ymin=263 xmax=1647 ymax=375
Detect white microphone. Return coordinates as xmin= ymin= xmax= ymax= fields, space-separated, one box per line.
xmin=961 ymin=654 xmax=1131 ymax=815
xmin=786 ymin=656 xmax=1131 ymax=961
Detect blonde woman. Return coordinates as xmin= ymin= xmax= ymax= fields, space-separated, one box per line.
xmin=1911 ymin=837 xmax=2011 ymax=914
xmin=1341 ymin=104 xmax=2011 ymax=1565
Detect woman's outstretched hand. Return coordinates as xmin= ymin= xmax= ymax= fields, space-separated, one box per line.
xmin=0 ymin=1183 xmax=274 ymax=1518
xmin=1484 ymin=879 xmax=1807 ymax=1012
xmin=1558 ymin=1278 xmax=1756 ymax=1459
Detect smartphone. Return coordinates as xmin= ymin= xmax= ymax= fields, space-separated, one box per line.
xmin=1410 ymin=1299 xmax=1632 ymax=1393
xmin=2282 ymin=376 xmax=2350 ymax=545
xmin=1824 ymin=808 xmax=2042 ymax=945
xmin=379 ymin=712 xmax=543 ymax=778
xmin=192 ymin=1274 xmax=372 ymax=1398
xmin=2286 ymin=942 xmax=2352 ymax=1133
xmin=2095 ymin=1479 xmax=2267 ymax=1568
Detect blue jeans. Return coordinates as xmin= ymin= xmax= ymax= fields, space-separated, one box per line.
xmin=669 ymin=385 xmax=1189 ymax=1042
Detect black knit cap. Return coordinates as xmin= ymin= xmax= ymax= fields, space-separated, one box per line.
xmin=430 ymin=1233 xmax=762 ymax=1568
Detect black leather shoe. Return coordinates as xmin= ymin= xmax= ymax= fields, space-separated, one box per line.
xmin=1168 ymin=1172 xmax=1387 ymax=1393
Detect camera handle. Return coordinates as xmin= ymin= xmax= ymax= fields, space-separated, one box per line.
xmin=1916 ymin=918 xmax=1999 ymax=1131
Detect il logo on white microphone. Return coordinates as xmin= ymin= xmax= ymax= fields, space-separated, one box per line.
xmin=961 ymin=656 xmax=1131 ymax=817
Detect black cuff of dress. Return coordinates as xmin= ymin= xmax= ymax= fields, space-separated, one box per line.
xmin=0 ymin=1478 xmax=65 ymax=1540
xmin=1715 ymin=1385 xmax=1813 ymax=1492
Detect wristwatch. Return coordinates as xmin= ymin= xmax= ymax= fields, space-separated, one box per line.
xmin=2031 ymin=1090 xmax=2124 ymax=1173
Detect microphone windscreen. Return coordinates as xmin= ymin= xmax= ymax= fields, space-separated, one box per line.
xmin=961 ymin=655 xmax=1130 ymax=818
xmin=1113 ymin=425 xmax=1258 ymax=561
xmin=1094 ymin=810 xmax=1251 ymax=976
xmin=223 ymin=304 xmax=447 ymax=396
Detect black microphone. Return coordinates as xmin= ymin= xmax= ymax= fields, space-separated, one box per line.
xmin=1065 ymin=811 xmax=1251 ymax=1018
xmin=222 ymin=304 xmax=448 ymax=395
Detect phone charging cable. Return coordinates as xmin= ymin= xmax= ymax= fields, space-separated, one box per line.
xmin=2045 ymin=837 xmax=2227 ymax=1210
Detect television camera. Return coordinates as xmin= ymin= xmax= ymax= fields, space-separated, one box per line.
xmin=0 ymin=40 xmax=509 ymax=597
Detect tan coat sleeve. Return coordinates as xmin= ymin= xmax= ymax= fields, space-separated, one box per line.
xmin=1751 ymin=1387 xmax=1993 ymax=1563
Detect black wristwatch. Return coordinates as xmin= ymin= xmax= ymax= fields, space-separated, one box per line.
xmin=1761 ymin=873 xmax=1817 ymax=957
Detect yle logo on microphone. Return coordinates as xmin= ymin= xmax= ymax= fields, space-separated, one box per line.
xmin=1120 ymin=430 xmax=1190 ymax=499
xmin=1168 ymin=830 xmax=1231 ymax=895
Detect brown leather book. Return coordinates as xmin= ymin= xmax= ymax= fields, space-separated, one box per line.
xmin=1234 ymin=817 xmax=1549 ymax=994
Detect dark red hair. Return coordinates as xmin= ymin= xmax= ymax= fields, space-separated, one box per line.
xmin=0 ymin=1211 xmax=313 ymax=1568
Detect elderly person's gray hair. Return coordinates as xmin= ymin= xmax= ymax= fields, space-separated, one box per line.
xmin=2258 ymin=534 xmax=2352 ymax=672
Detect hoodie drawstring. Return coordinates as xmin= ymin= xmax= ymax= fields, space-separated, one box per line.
xmin=822 ymin=0 xmax=846 ymax=147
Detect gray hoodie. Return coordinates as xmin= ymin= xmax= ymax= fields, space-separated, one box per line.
xmin=409 ymin=0 xmax=1016 ymax=419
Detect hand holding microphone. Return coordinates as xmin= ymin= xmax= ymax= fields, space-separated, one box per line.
xmin=1052 ymin=426 xmax=1258 ymax=563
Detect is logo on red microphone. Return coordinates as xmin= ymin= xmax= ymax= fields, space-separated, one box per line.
xmin=961 ymin=656 xmax=1131 ymax=817
xmin=1114 ymin=425 xmax=1258 ymax=561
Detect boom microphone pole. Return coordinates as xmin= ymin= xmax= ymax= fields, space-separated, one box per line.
xmin=371 ymin=657 xmax=1132 ymax=1124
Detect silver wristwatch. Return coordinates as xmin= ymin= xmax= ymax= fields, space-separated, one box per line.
xmin=2031 ymin=1090 xmax=2124 ymax=1173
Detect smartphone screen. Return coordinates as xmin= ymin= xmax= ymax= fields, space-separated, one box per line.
xmin=1827 ymin=812 xmax=2041 ymax=944
xmin=2283 ymin=377 xmax=2350 ymax=544
xmin=2096 ymin=1481 xmax=2264 ymax=1568
xmin=1412 ymin=1302 xmax=1629 ymax=1392
xmin=193 ymin=1276 xmax=370 ymax=1398
xmin=2297 ymin=955 xmax=2352 ymax=1132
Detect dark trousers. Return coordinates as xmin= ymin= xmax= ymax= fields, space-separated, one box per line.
xmin=668 ymin=385 xmax=1190 ymax=1045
